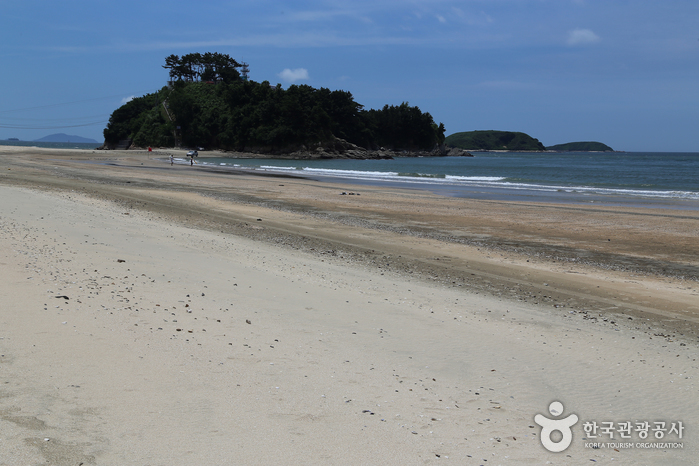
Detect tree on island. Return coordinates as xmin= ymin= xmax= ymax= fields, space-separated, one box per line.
xmin=163 ymin=52 xmax=241 ymax=84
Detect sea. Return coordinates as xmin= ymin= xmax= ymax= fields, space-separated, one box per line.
xmin=2 ymin=141 xmax=697 ymax=209
xmin=195 ymin=151 xmax=699 ymax=210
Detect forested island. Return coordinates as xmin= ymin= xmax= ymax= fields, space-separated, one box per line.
xmin=444 ymin=130 xmax=546 ymax=151
xmin=101 ymin=53 xmax=449 ymax=159
xmin=444 ymin=131 xmax=615 ymax=153
xmin=546 ymin=141 xmax=614 ymax=152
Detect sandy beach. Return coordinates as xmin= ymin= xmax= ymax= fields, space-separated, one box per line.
xmin=1 ymin=146 xmax=698 ymax=465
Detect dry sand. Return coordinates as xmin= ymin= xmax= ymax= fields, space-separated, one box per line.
xmin=0 ymin=146 xmax=697 ymax=465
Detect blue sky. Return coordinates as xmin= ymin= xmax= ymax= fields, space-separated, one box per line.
xmin=1 ymin=0 xmax=698 ymax=151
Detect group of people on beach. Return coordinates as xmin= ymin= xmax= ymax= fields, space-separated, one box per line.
xmin=169 ymin=154 xmax=195 ymax=166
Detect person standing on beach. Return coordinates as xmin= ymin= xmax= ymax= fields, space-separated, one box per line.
xmin=170 ymin=154 xmax=174 ymax=165
xmin=190 ymin=157 xmax=193 ymax=166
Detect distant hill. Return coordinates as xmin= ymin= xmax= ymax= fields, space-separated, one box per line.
xmin=546 ymin=141 xmax=614 ymax=152
xmin=445 ymin=130 xmax=545 ymax=151
xmin=34 ymin=133 xmax=99 ymax=143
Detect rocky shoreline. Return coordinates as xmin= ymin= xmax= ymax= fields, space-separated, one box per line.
xmin=262 ymin=145 xmax=473 ymax=160
xmin=99 ymin=136 xmax=473 ymax=159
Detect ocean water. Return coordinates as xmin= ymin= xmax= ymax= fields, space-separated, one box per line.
xmin=196 ymin=152 xmax=699 ymax=207
xmin=2 ymin=140 xmax=696 ymax=208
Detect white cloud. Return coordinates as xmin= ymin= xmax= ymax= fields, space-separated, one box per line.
xmin=567 ymin=28 xmax=600 ymax=46
xmin=278 ymin=68 xmax=309 ymax=83
xmin=121 ymin=95 xmax=135 ymax=105
xmin=436 ymin=15 xmax=446 ymax=23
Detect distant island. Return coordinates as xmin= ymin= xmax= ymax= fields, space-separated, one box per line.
xmin=6 ymin=138 xmax=19 ymax=141
xmin=546 ymin=141 xmax=614 ymax=152
xmin=35 ymin=133 xmax=99 ymax=143
xmin=444 ymin=130 xmax=546 ymax=151
xmin=444 ymin=131 xmax=616 ymax=153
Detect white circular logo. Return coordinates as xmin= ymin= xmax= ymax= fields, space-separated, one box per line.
xmin=534 ymin=401 xmax=579 ymax=452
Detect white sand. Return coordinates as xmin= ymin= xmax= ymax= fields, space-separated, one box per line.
xmin=1 ymin=185 xmax=697 ymax=465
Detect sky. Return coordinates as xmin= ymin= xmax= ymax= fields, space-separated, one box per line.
xmin=1 ymin=0 xmax=698 ymax=152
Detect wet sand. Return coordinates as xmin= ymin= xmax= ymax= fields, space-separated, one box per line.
xmin=1 ymin=146 xmax=698 ymax=464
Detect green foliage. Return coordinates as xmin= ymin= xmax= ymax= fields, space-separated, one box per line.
xmin=546 ymin=141 xmax=614 ymax=151
xmin=103 ymin=88 xmax=171 ymax=145
xmin=363 ymin=102 xmax=442 ymax=150
xmin=103 ymin=68 xmax=445 ymax=152
xmin=444 ymin=130 xmax=546 ymax=151
xmin=163 ymin=52 xmax=241 ymax=83
xmin=131 ymin=106 xmax=173 ymax=148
